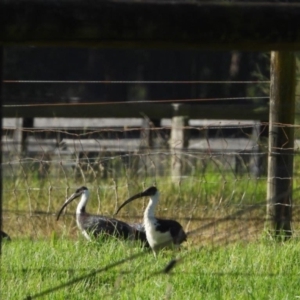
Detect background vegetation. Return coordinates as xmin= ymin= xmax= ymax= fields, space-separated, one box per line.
xmin=2 ymin=46 xmax=300 ymax=299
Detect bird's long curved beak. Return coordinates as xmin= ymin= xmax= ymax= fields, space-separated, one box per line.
xmin=56 ymin=192 xmax=81 ymax=221
xmin=114 ymin=191 xmax=146 ymax=215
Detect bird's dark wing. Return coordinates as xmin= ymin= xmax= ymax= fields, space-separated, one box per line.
xmin=156 ymin=218 xmax=187 ymax=245
xmin=130 ymin=223 xmax=145 ymax=232
xmin=81 ymin=215 xmax=133 ymax=237
xmin=170 ymin=226 xmax=187 ymax=245
xmin=128 ymin=223 xmax=149 ymax=247
xmin=79 ymin=215 xmax=149 ymax=245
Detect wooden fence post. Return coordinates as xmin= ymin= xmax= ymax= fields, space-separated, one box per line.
xmin=249 ymin=121 xmax=261 ymax=177
xmin=21 ymin=118 xmax=34 ymax=154
xmin=170 ymin=104 xmax=189 ymax=182
xmin=11 ymin=118 xmax=34 ymax=157
xmin=267 ymin=51 xmax=296 ymax=239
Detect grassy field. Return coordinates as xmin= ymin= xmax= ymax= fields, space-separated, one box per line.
xmin=2 ymin=158 xmax=300 ymax=299
xmin=2 ymin=170 xmax=268 ymax=240
xmin=2 ymin=237 xmax=300 ymax=300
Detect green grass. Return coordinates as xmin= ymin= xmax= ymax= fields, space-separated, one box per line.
xmin=3 ymin=170 xmax=267 ymax=213
xmin=2 ymin=169 xmax=269 ymax=239
xmin=2 ymin=237 xmax=300 ymax=300
xmin=2 ymin=160 xmax=300 ymax=299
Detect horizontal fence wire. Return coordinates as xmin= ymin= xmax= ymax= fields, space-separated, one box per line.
xmin=3 ymin=80 xmax=271 ymax=84
xmin=2 ymin=120 xmax=300 ymax=239
xmin=2 ymin=96 xmax=270 ymax=107
xmin=2 ymin=48 xmax=300 ymax=298
xmin=2 ymin=113 xmax=300 ymax=299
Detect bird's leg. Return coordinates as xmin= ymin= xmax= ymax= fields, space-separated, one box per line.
xmin=174 ymin=243 xmax=184 ymax=254
xmin=174 ymin=244 xmax=180 ymax=251
xmin=82 ymin=230 xmax=92 ymax=241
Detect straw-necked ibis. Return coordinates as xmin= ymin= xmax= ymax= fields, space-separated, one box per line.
xmin=115 ymin=186 xmax=187 ymax=256
xmin=57 ymin=186 xmax=148 ymax=246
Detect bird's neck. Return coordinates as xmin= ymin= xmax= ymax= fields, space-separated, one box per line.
xmin=76 ymin=194 xmax=88 ymax=214
xmin=144 ymin=196 xmax=158 ymax=220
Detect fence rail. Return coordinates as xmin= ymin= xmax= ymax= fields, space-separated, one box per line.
xmin=1 ymin=1 xmax=300 ymax=50
xmin=3 ymin=102 xmax=269 ymax=120
xmin=2 ymin=117 xmax=264 ymax=179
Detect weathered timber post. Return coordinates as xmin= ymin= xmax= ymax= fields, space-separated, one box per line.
xmin=12 ymin=118 xmax=22 ymax=154
xmin=12 ymin=118 xmax=34 ymax=157
xmin=170 ymin=104 xmax=189 ymax=182
xmin=139 ymin=117 xmax=163 ymax=177
xmin=250 ymin=121 xmax=261 ymax=177
xmin=21 ymin=118 xmax=34 ymax=155
xmin=141 ymin=118 xmax=161 ymax=149
xmin=10 ymin=117 xmax=34 ymax=157
xmin=267 ymin=52 xmax=296 ymax=239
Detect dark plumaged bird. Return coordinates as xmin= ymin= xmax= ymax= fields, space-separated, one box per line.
xmin=0 ymin=230 xmax=11 ymax=241
xmin=57 ymin=186 xmax=148 ymax=246
xmin=115 ymin=186 xmax=187 ymax=256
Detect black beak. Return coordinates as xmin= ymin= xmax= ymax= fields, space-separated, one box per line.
xmin=56 ymin=191 xmax=82 ymax=221
xmin=114 ymin=192 xmax=144 ymax=215
xmin=114 ymin=186 xmax=156 ymax=215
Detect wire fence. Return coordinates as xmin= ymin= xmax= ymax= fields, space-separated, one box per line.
xmin=2 ymin=83 xmax=300 ymax=298
xmin=2 ymin=7 xmax=300 ymax=294
xmin=2 ymin=116 xmax=300 ymax=241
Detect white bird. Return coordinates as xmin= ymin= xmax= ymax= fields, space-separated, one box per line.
xmin=115 ymin=186 xmax=187 ymax=256
xmin=57 ymin=186 xmax=149 ymax=246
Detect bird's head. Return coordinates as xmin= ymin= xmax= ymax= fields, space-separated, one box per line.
xmin=114 ymin=186 xmax=158 ymax=215
xmin=57 ymin=186 xmax=89 ymax=220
